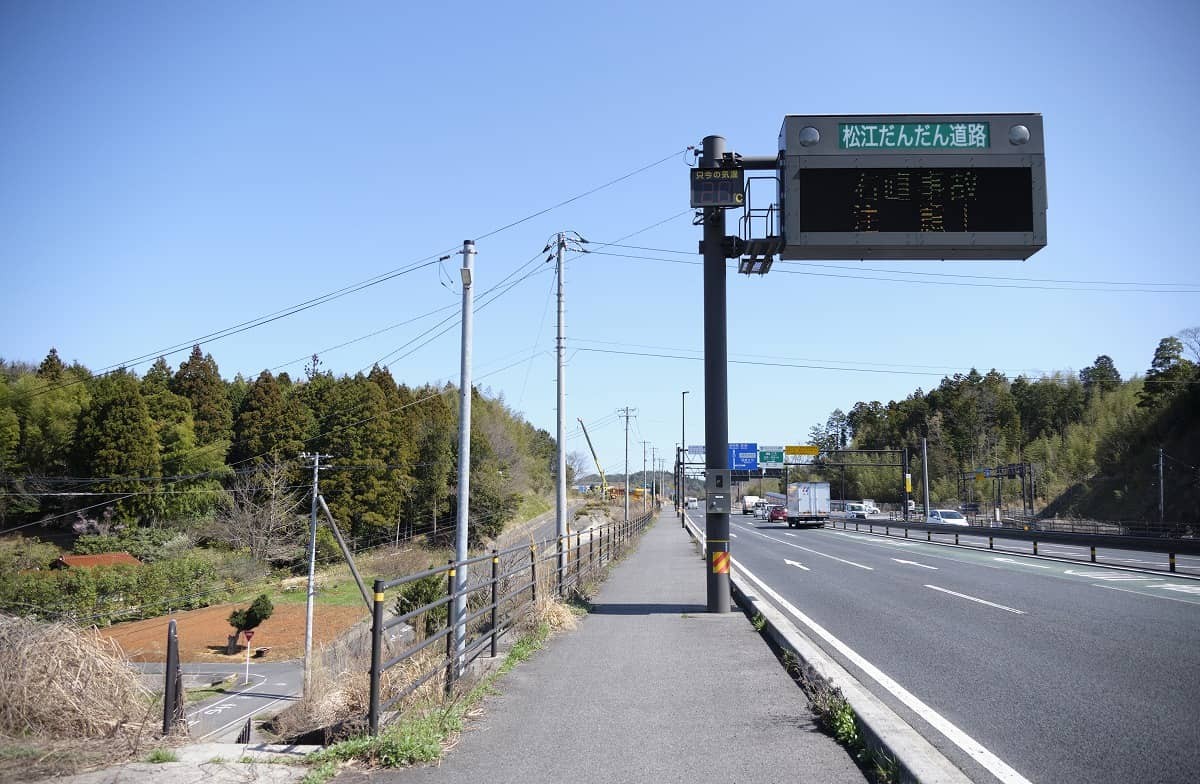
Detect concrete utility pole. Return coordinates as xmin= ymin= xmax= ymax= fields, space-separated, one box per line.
xmin=452 ymin=239 xmax=476 ymax=675
xmin=619 ymin=407 xmax=634 ymax=522
xmin=641 ymin=440 xmax=649 ymax=516
xmin=555 ymin=233 xmax=568 ymax=589
xmin=1159 ymin=447 xmax=1165 ymax=524
xmin=300 ymin=451 xmax=331 ymax=696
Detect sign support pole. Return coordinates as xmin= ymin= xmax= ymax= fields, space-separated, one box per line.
xmin=701 ymin=135 xmax=730 ymax=614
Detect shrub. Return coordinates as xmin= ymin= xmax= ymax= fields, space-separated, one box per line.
xmin=228 ymin=594 xmax=274 ymax=641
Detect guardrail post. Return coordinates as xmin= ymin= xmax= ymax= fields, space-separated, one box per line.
xmin=1170 ymin=553 xmax=1176 ymax=573
xmin=589 ymin=526 xmax=595 ymax=574
xmin=989 ymin=536 xmax=994 ymax=550
xmin=529 ymin=546 xmax=538 ymax=606
xmin=1032 ymin=540 xmax=1038 ymax=556
xmin=575 ymin=531 xmax=582 ymax=586
xmin=445 ymin=561 xmax=456 ymax=694
xmin=1090 ymin=545 xmax=1096 ymax=563
xmin=490 ymin=551 xmax=499 ymax=658
xmin=927 ymin=530 xmax=931 ymax=542
xmin=369 ymin=578 xmax=384 ymax=736
xmin=556 ymin=536 xmax=564 ymax=597
xmin=904 ymin=527 xmax=908 ymax=538
xmin=955 ymin=533 xmax=959 ymax=545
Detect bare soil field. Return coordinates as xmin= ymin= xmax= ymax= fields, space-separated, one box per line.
xmin=97 ymin=601 xmax=369 ymax=663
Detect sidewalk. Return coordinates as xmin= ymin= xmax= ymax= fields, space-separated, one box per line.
xmin=363 ymin=510 xmax=867 ymax=784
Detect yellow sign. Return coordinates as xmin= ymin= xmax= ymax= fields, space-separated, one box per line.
xmin=712 ymin=552 xmax=730 ymax=575
xmin=905 ymin=473 xmax=912 ymax=492
xmin=785 ymin=445 xmax=820 ymax=456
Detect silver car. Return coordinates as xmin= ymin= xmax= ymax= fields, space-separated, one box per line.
xmin=926 ymin=509 xmax=968 ymax=526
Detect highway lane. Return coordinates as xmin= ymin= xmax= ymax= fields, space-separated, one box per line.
xmin=826 ymin=516 xmax=1200 ymax=575
xmin=695 ymin=512 xmax=1200 ymax=784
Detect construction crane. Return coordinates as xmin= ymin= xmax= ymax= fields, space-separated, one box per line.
xmin=576 ymin=417 xmax=607 ymax=497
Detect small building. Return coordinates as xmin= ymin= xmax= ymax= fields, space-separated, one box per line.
xmin=51 ymin=552 xmax=141 ymax=570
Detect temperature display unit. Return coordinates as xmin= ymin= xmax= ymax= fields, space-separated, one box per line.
xmin=690 ymin=167 xmax=745 ymax=208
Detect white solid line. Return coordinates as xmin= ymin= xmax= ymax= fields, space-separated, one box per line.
xmin=785 ymin=559 xmax=810 ymax=571
xmin=925 ymin=585 xmax=1027 ymax=615
xmin=744 ymin=529 xmax=873 ymax=570
xmin=892 ymin=558 xmax=938 ymax=570
xmin=1093 ymin=584 xmax=1200 ymax=605
xmin=735 ymin=561 xmax=1032 ymax=784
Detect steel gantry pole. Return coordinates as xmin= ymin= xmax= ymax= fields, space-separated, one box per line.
xmin=452 ymin=239 xmax=476 ymax=675
xmin=555 ymin=234 xmax=568 ymax=586
xmin=700 ymin=135 xmax=730 ymax=614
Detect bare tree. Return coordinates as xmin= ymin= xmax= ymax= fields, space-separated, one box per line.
xmin=566 ymin=451 xmax=590 ymax=485
xmin=1178 ymin=326 xmax=1200 ymax=363
xmin=207 ymin=462 xmax=305 ymax=563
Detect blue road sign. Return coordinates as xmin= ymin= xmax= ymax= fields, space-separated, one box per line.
xmin=729 ymin=442 xmax=758 ymax=471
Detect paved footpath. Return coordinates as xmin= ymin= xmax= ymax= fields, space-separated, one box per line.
xmin=362 ymin=511 xmax=866 ymax=784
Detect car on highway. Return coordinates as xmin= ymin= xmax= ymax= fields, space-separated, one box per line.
xmin=845 ymin=502 xmax=867 ymax=519
xmin=753 ymin=501 xmax=769 ymax=519
xmin=927 ymin=508 xmax=968 ymax=526
xmin=768 ymin=505 xmax=786 ymax=523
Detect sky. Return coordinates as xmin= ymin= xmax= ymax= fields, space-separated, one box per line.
xmin=2 ymin=0 xmax=1198 ymax=480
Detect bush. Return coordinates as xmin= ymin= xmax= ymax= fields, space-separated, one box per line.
xmin=392 ymin=572 xmax=446 ymax=639
xmin=73 ymin=527 xmax=178 ymax=562
xmin=0 ymin=554 xmax=222 ymax=625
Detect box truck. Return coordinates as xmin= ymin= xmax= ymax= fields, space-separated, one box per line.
xmin=740 ymin=495 xmax=762 ymax=515
xmin=785 ymin=482 xmax=831 ymax=528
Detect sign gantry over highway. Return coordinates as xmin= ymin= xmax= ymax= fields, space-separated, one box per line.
xmin=778 ymin=113 xmax=1047 ymax=260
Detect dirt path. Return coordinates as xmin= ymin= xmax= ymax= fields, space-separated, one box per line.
xmin=97 ymin=601 xmax=369 ymax=663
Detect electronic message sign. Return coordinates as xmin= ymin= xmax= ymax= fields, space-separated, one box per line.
xmin=690 ymin=167 xmax=745 ymax=208
xmin=778 ymin=114 xmax=1046 ymax=260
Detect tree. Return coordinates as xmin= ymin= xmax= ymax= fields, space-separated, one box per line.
xmin=1139 ymin=337 xmax=1196 ymax=409
xmin=231 ymin=370 xmax=309 ymax=465
xmin=1080 ymin=355 xmax=1121 ymax=397
xmin=206 ymin=461 xmax=305 ymax=563
xmin=227 ymin=594 xmax=274 ymax=647
xmin=171 ymin=345 xmax=232 ymax=449
xmin=36 ymin=348 xmax=65 ymax=381
xmin=1178 ymin=326 xmax=1200 ymax=363
xmin=71 ymin=369 xmax=161 ymax=521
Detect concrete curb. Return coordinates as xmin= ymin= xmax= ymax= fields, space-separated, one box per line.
xmin=680 ymin=516 xmax=970 ymax=784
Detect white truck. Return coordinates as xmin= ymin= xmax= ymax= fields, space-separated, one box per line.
xmin=785 ymin=482 xmax=831 ymax=528
xmin=740 ymin=495 xmax=762 ymax=515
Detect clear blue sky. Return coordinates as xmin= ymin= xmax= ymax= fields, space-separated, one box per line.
xmin=3 ymin=1 xmax=1198 ymax=478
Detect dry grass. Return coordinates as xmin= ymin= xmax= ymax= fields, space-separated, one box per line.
xmin=0 ymin=614 xmax=150 ymax=740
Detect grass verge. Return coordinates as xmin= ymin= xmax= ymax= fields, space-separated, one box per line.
xmin=302 ymin=621 xmax=554 ymax=782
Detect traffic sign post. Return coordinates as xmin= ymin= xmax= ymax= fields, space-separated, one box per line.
xmin=243 ymin=629 xmax=255 ymax=684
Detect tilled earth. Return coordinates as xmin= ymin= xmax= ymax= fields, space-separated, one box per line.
xmin=97 ymin=601 xmax=368 ymax=663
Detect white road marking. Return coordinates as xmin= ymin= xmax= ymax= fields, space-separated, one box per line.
xmin=730 ymin=532 xmax=738 ymax=539
xmin=892 ymin=558 xmax=938 ymax=570
xmin=925 ymin=585 xmax=1027 ymax=615
xmin=1063 ymin=569 xmax=1156 ymax=581
xmin=783 ymin=532 xmax=797 ymax=537
xmin=1093 ymin=584 xmax=1200 ymax=605
xmin=1149 ymin=584 xmax=1200 ymax=595
xmin=735 ymin=561 xmax=1032 ymax=784
xmin=784 ymin=559 xmax=810 ymax=571
xmin=992 ymin=557 xmax=1052 ymax=569
xmin=744 ymin=529 xmax=874 ymax=570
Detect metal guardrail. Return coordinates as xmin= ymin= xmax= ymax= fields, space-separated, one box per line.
xmin=830 ymin=518 xmax=1200 ymax=569
xmin=367 ymin=511 xmax=654 ymax=734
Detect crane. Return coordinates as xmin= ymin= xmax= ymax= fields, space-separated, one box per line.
xmin=576 ymin=417 xmax=607 ymax=497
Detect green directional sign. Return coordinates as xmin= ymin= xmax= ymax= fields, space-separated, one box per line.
xmin=758 ymin=447 xmax=784 ymax=468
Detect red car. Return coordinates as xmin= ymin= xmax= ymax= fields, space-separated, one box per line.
xmin=768 ymin=505 xmax=787 ymax=523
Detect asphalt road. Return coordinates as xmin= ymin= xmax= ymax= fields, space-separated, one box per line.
xmin=692 ymin=511 xmax=1200 ymax=784
xmin=135 ymin=661 xmax=302 ymax=742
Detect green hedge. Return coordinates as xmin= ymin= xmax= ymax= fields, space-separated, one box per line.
xmin=0 ymin=554 xmax=223 ymax=626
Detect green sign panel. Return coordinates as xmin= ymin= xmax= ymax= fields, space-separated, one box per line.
xmin=758 ymin=449 xmax=784 ymax=466
xmin=839 ymin=122 xmax=990 ymax=150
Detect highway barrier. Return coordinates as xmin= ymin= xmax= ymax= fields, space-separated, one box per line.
xmin=832 ymin=518 xmax=1200 ymax=571
xmin=367 ymin=511 xmax=654 ymax=734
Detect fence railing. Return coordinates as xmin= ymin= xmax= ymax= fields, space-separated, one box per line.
xmin=828 ymin=518 xmax=1200 ymax=570
xmin=367 ymin=511 xmax=654 ymax=734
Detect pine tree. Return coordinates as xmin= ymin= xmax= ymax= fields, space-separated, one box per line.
xmin=1139 ymin=337 xmax=1195 ymax=409
xmin=1080 ymin=355 xmax=1122 ymax=397
xmin=36 ymin=348 xmax=65 ymax=381
xmin=232 ymin=370 xmax=308 ymax=465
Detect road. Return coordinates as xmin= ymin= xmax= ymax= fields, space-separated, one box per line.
xmin=135 ymin=660 xmax=302 ymax=742
xmin=690 ymin=511 xmax=1200 ymax=784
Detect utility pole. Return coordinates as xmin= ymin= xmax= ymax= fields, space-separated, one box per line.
xmin=1159 ymin=447 xmax=1164 ymax=524
xmin=618 ymin=407 xmax=635 ymax=523
xmin=452 ymin=239 xmax=475 ymax=676
xmin=921 ymin=437 xmax=931 ymax=520
xmin=641 ymin=440 xmax=650 ymax=515
xmin=300 ymin=451 xmax=331 ymax=696
xmin=554 ymin=233 xmax=568 ymax=592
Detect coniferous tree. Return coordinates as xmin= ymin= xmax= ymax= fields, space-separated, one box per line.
xmin=171 ymin=345 xmax=232 ymax=449
xmin=232 ymin=370 xmax=308 ymax=466
xmin=73 ymin=369 xmax=161 ymax=521
xmin=1139 ymin=337 xmax=1195 ymax=409
xmin=36 ymin=348 xmax=65 ymax=381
